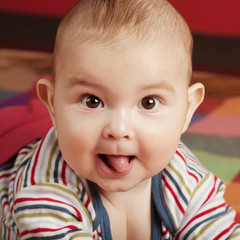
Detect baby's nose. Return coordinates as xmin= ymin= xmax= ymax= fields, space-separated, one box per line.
xmin=102 ymin=110 xmax=134 ymax=140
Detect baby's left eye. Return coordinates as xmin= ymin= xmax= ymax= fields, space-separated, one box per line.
xmin=138 ymin=96 xmax=161 ymax=110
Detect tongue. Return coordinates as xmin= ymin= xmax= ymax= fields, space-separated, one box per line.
xmin=106 ymin=155 xmax=131 ymax=173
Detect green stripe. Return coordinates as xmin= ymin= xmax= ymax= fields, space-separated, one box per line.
xmin=218 ymin=185 xmax=225 ymax=193
xmin=69 ymin=232 xmax=93 ymax=239
xmin=0 ymin=187 xmax=8 ymax=194
xmin=35 ymin=183 xmax=92 ymax=225
xmin=18 ymin=173 xmax=24 ymax=192
xmin=168 ymin=163 xmax=191 ymax=196
xmin=46 ymin=140 xmax=59 ymax=182
xmin=191 ymin=173 xmax=210 ymax=200
xmin=7 ymin=215 xmax=13 ymax=224
xmin=36 ymin=183 xmax=83 ymax=204
xmin=228 ymin=232 xmax=240 ymax=239
xmin=191 ymin=218 xmax=218 ymax=240
xmin=188 ymin=161 xmax=206 ymax=176
xmin=75 ymin=177 xmax=82 ymax=196
xmin=191 ymin=209 xmax=235 ymax=240
xmin=166 ymin=204 xmax=177 ymax=230
xmin=29 ymin=143 xmax=39 ymax=153
xmin=8 ymin=190 xmax=13 ymax=198
xmin=17 ymin=213 xmax=78 ymax=222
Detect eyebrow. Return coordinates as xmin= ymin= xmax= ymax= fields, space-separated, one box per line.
xmin=65 ymin=77 xmax=99 ymax=88
xmin=66 ymin=76 xmax=175 ymax=93
xmin=141 ymin=81 xmax=175 ymax=93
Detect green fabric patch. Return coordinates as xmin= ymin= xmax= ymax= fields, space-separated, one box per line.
xmin=191 ymin=150 xmax=240 ymax=181
xmin=182 ymin=133 xmax=240 ymax=158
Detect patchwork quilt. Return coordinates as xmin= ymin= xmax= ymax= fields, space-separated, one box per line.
xmin=182 ymin=96 xmax=240 ymax=222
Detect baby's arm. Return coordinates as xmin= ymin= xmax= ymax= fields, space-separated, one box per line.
xmin=13 ymin=183 xmax=95 ymax=239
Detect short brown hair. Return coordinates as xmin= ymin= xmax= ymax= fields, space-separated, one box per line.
xmin=52 ymin=0 xmax=193 ymax=82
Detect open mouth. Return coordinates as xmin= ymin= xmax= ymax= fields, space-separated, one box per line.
xmin=97 ymin=154 xmax=134 ymax=175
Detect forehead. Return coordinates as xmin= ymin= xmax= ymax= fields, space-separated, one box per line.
xmin=54 ymin=32 xmax=189 ymax=92
xmin=53 ymin=41 xmax=187 ymax=97
xmin=63 ymin=36 xmax=187 ymax=65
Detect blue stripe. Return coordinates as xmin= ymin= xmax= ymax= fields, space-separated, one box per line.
xmin=3 ymin=226 xmax=7 ymax=240
xmin=164 ymin=169 xmax=188 ymax=205
xmin=14 ymin=204 xmax=79 ymax=221
xmin=0 ymin=162 xmax=14 ymax=172
xmin=8 ymin=196 xmax=13 ymax=206
xmin=152 ymin=173 xmax=177 ymax=233
xmin=80 ymin=188 xmax=85 ymax=202
xmin=11 ymin=221 xmax=17 ymax=233
xmin=25 ymin=228 xmax=80 ymax=240
xmin=54 ymin=151 xmax=62 ymax=183
xmin=217 ymin=180 xmax=224 ymax=192
xmin=24 ymin=144 xmax=35 ymax=150
xmin=10 ymin=157 xmax=29 ymax=201
xmin=188 ymin=165 xmax=203 ymax=179
xmin=23 ymin=158 xmax=32 ymax=188
xmin=17 ymin=157 xmax=30 ymax=174
xmin=0 ymin=194 xmax=8 ymax=202
xmin=183 ymin=206 xmax=230 ymax=239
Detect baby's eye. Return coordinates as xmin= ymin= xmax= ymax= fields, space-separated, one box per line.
xmin=138 ymin=96 xmax=161 ymax=110
xmin=81 ymin=95 xmax=104 ymax=108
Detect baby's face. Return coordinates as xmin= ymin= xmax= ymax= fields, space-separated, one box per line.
xmin=52 ymin=41 xmax=191 ymax=193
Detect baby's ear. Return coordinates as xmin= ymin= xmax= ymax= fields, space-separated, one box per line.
xmin=37 ymin=78 xmax=56 ymax=128
xmin=182 ymin=83 xmax=205 ymax=133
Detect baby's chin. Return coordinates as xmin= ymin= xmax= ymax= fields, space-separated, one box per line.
xmin=95 ymin=182 xmax=135 ymax=194
xmin=95 ymin=177 xmax=152 ymax=194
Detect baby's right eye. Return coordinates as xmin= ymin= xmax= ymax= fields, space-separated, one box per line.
xmin=81 ymin=94 xmax=104 ymax=108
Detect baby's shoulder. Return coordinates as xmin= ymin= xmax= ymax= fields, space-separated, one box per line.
xmin=11 ymin=128 xmax=97 ymax=220
xmin=164 ymin=142 xmax=210 ymax=188
xmin=159 ymin=142 xmax=225 ymax=232
xmin=14 ymin=128 xmax=89 ymax=196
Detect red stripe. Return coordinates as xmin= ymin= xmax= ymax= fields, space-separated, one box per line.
xmin=184 ymin=151 xmax=204 ymax=168
xmin=93 ymin=232 xmax=102 ymax=238
xmin=162 ymin=228 xmax=169 ymax=236
xmin=8 ymin=228 xmax=10 ymax=240
xmin=18 ymin=151 xmax=30 ymax=156
xmin=15 ymin=197 xmax=83 ymax=221
xmin=175 ymin=203 xmax=226 ymax=239
xmin=0 ymin=173 xmax=11 ymax=179
xmin=21 ymin=225 xmax=78 ymax=237
xmin=213 ymin=222 xmax=237 ymax=240
xmin=9 ymin=176 xmax=15 ymax=183
xmin=162 ymin=175 xmax=185 ymax=214
xmin=15 ymin=170 xmax=24 ymax=194
xmin=202 ymin=175 xmax=217 ymax=206
xmin=176 ymin=150 xmax=199 ymax=183
xmin=31 ymin=137 xmax=45 ymax=185
xmin=11 ymin=205 xmax=14 ymax=214
xmin=61 ymin=161 xmax=67 ymax=186
xmin=3 ymin=201 xmax=9 ymax=210
xmin=85 ymin=196 xmax=91 ymax=208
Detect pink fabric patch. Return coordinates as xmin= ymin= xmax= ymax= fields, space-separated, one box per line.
xmin=188 ymin=115 xmax=240 ymax=137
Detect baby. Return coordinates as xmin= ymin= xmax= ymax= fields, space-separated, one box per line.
xmin=0 ymin=0 xmax=239 ymax=239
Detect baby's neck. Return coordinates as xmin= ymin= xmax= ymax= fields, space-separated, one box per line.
xmin=99 ymin=179 xmax=151 ymax=210
xmin=98 ymin=179 xmax=152 ymax=240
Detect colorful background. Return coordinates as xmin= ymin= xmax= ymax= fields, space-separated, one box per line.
xmin=0 ymin=0 xmax=240 ymax=223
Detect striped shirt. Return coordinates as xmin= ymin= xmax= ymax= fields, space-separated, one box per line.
xmin=0 ymin=127 xmax=239 ymax=239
